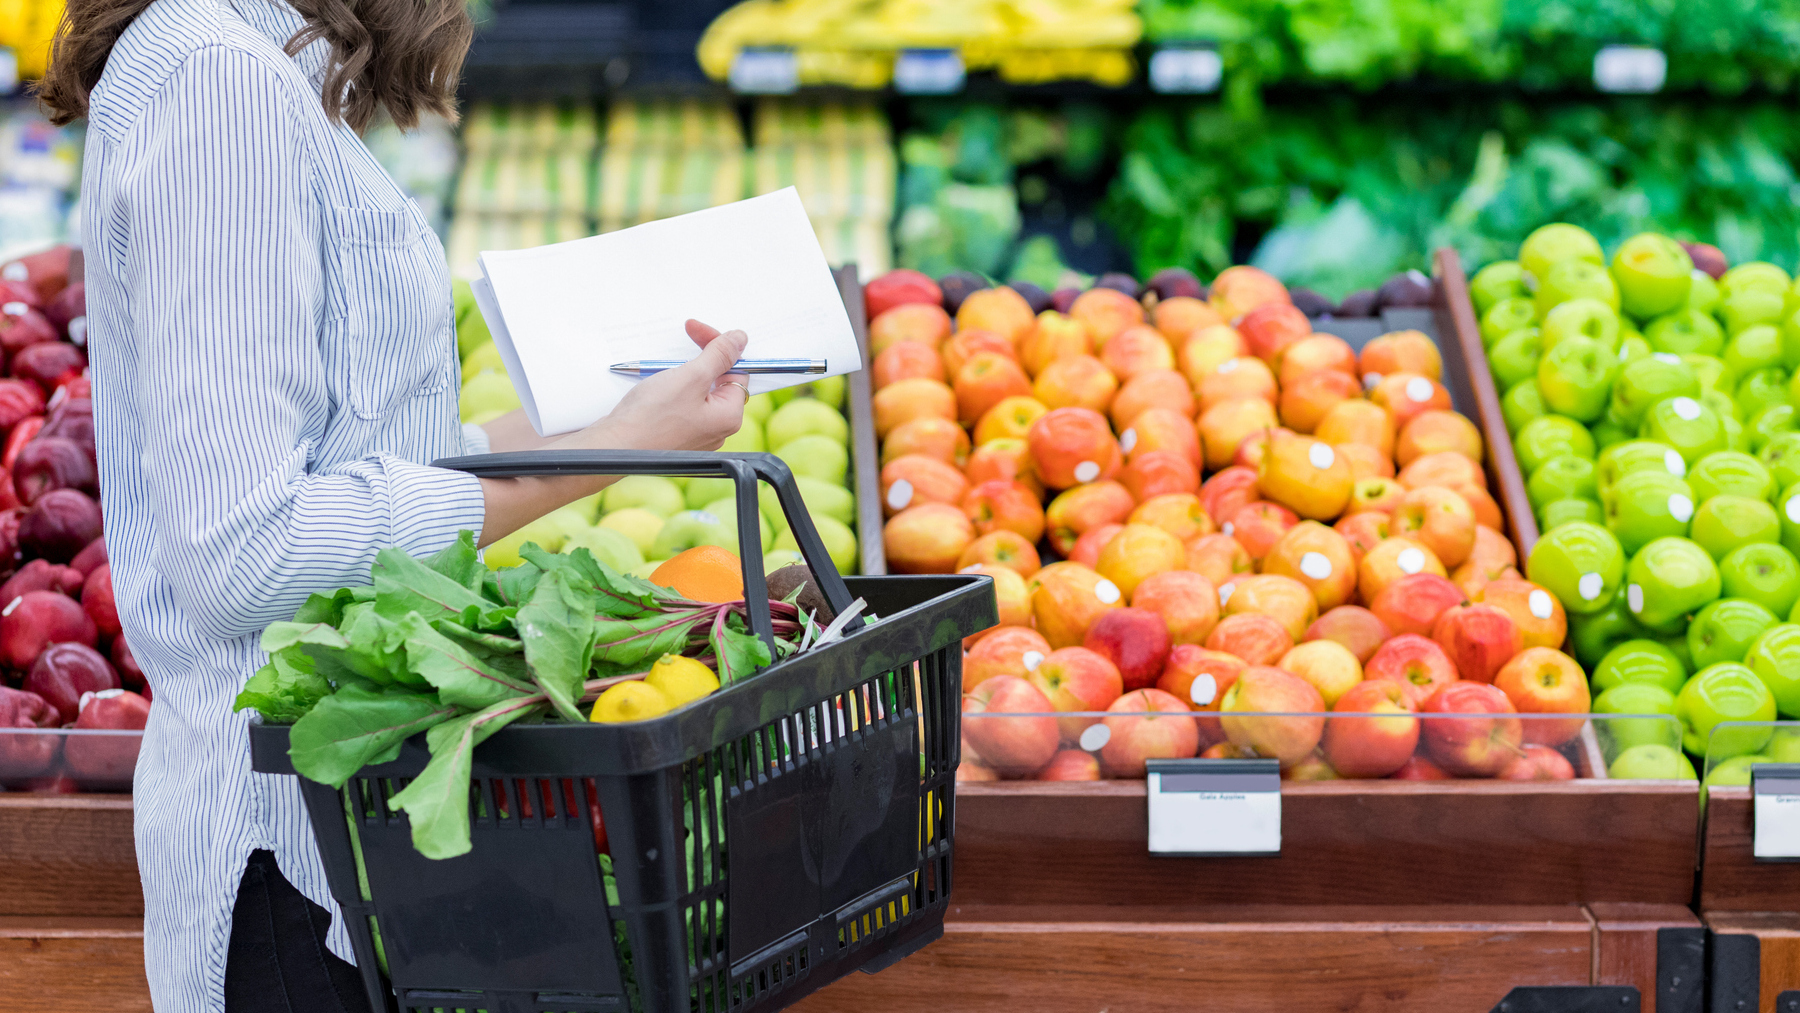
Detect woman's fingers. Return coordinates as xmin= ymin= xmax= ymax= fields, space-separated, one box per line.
xmin=685 ymin=319 xmax=723 ymax=346
xmin=690 ymin=328 xmax=748 ymax=382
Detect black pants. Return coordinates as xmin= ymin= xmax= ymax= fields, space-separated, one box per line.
xmin=224 ymin=849 xmax=375 ymax=1013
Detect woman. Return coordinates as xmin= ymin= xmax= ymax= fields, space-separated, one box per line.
xmin=38 ymin=0 xmax=749 ymax=1009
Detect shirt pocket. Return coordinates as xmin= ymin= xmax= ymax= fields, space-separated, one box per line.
xmin=326 ymin=204 xmax=454 ymax=421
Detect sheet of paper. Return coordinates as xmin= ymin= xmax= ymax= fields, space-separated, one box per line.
xmin=475 ymin=187 xmax=862 ymax=436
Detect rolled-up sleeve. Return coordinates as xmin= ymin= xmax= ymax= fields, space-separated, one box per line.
xmin=123 ymin=48 xmax=484 ymax=641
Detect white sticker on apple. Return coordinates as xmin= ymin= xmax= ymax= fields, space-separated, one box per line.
xmin=1308 ymin=443 xmax=1335 ymax=470
xmin=68 ymin=316 xmax=86 ymax=346
xmin=1664 ymin=450 xmax=1686 ymax=477
xmin=1578 ymin=572 xmax=1604 ymax=601
xmin=1627 ymin=583 xmax=1644 ymax=614
xmin=692 ymin=511 xmax=719 ymax=525
xmin=1397 ymin=547 xmax=1426 ymax=574
xmin=1 ymin=263 xmax=26 ymax=282
xmin=1528 ymin=589 xmax=1555 ymax=619
xmin=1094 ymin=579 xmax=1121 ymax=604
xmin=886 ymin=480 xmax=914 ymax=511
xmin=1120 ymin=428 xmax=1138 ymax=453
xmin=1218 ymin=359 xmax=1241 ymax=374
xmin=1406 ymin=376 xmax=1434 ymax=403
xmin=1300 ymin=552 xmax=1332 ymax=580
xmin=1 ymin=596 xmax=20 ymax=617
xmin=1672 ymin=396 xmax=1702 ymax=421
xmin=1654 ymin=353 xmax=1680 ymax=365
xmin=1219 ymin=582 xmax=1235 ymax=606
xmin=959 ymin=565 xmax=982 ymax=574
xmin=1363 ymin=372 xmax=1382 ymax=391
xmin=1 ymin=302 xmax=23 ymax=317
xmin=1222 ymin=522 xmax=1235 ymax=536
xmin=1668 ymin=493 xmax=1694 ymax=523
xmin=1022 ymin=650 xmax=1045 ymax=672
xmin=1789 ymin=495 xmax=1800 ymax=524
xmin=1074 ymin=460 xmax=1101 ymax=483
xmin=1079 ymin=724 xmax=1111 ymax=751
xmin=1189 ymin=674 xmax=1217 ymax=706
xmin=1618 ymin=344 xmax=1631 ymax=361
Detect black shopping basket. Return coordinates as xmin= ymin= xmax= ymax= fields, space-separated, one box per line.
xmin=249 ymin=450 xmax=996 ymax=1013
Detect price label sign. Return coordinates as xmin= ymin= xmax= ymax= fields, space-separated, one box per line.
xmin=1146 ymin=758 xmax=1280 ymax=857
xmin=730 ymin=47 xmax=800 ymax=95
xmin=895 ymin=49 xmax=965 ymax=95
xmin=1149 ymin=47 xmax=1222 ymax=94
xmin=1754 ymin=765 xmax=1800 ymax=861
xmin=1593 ymin=45 xmax=1666 ymax=94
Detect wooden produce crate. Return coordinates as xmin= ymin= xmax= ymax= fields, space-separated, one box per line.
xmin=1701 ymin=786 xmax=1800 ymax=1013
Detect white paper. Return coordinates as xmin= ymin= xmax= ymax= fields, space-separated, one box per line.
xmin=475 ymin=188 xmax=862 ymax=436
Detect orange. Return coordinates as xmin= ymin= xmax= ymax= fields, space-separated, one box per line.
xmin=650 ymin=546 xmax=745 ymax=603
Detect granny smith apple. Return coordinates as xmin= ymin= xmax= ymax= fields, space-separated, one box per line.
xmin=762 ymin=549 xmax=805 ymax=574
xmin=1684 ymin=353 xmax=1734 ymax=393
xmin=1779 ymin=481 xmax=1800 ymax=558
xmin=1723 ymin=291 xmax=1788 ymax=337
xmin=1704 ymin=753 xmax=1771 ymax=789
xmin=1471 ymin=261 xmax=1530 ymax=316
xmin=1610 ymin=353 xmax=1699 ymax=428
xmin=1689 ymin=451 xmax=1776 ymax=503
xmin=1517 ymin=415 xmax=1598 ymax=473
xmin=561 ymin=525 xmax=646 ymax=573
xmin=1748 ymin=403 xmax=1798 ymax=453
xmin=1745 ymin=623 xmax=1800 ymax=716
xmin=1598 ymin=440 xmax=1687 ymax=497
xmin=1570 ymin=596 xmax=1648 ymax=668
xmin=628 ymin=559 xmax=664 ymax=580
xmin=773 ymin=515 xmax=857 ymax=574
xmin=1690 ymin=494 xmax=1781 ymax=561
xmin=743 ymin=392 xmax=776 ymax=425
xmin=1538 ymin=336 xmax=1619 ymax=422
xmin=1645 ymin=309 xmax=1725 ymax=357
xmin=718 ymin=423 xmax=766 ymax=454
xmin=1617 ymin=335 xmax=1653 ymax=366
xmin=1594 ymin=638 xmax=1688 ymax=693
xmin=1724 ymin=412 xmax=1752 ymax=453
xmin=1689 ymin=598 xmax=1780 ymax=669
xmin=1762 ymin=432 xmax=1800 ymax=489
xmin=1490 ymin=328 xmax=1544 ymax=389
xmin=1502 ymin=380 xmax=1548 ymax=434
xmin=654 ymin=508 xmax=742 ymax=557
xmin=1591 ymin=417 xmax=1634 ymax=451
xmin=1624 ymin=536 xmax=1721 ymax=628
xmin=1721 ymin=261 xmax=1792 ymax=300
xmin=1482 ymin=298 xmax=1540 ymax=347
xmin=1528 ymin=455 xmax=1599 ymax=512
xmin=1687 ymin=270 xmax=1721 ymax=315
xmin=774 ymin=434 xmax=849 ymax=485
xmin=1612 ymin=233 xmax=1694 ymax=320
xmin=701 ymin=496 xmax=775 ymax=554
xmin=1720 ymin=543 xmax=1800 ymax=619
xmin=754 ymin=483 xmax=789 ymax=535
xmin=1664 ymin=634 xmax=1695 ymax=672
xmin=1675 ymin=662 xmax=1777 ymax=759
xmin=1603 ymin=469 xmax=1694 ymax=555
xmin=1771 ymin=727 xmax=1800 ymax=761
xmin=1725 ymin=325 xmax=1786 ymax=380
xmin=1519 ymin=223 xmax=1604 ymax=285
xmin=1537 ymin=258 xmax=1620 ymax=315
xmin=1593 ymin=683 xmax=1681 ymax=752
xmin=773 ymin=375 xmax=846 ymax=409
xmin=1608 ymin=743 xmax=1697 ymax=780
xmin=1541 ymin=297 xmax=1621 ymax=352
xmin=1541 ymin=498 xmax=1605 ymax=530
xmin=1639 ymin=395 xmax=1728 ymax=465
xmin=766 ymin=398 xmax=849 ymax=448
xmin=1783 ymin=307 xmax=1800 ymax=370
xmin=598 ymin=508 xmax=665 ymax=556
xmin=1737 ymin=364 xmax=1793 ymax=413
xmin=1527 ymin=520 xmax=1626 ymax=614
xmin=682 ymin=477 xmax=735 ymax=510
xmin=602 ymin=475 xmax=686 ymax=519
xmin=1702 ymin=390 xmax=1744 ymax=426
xmin=793 ymin=475 xmax=855 ymax=526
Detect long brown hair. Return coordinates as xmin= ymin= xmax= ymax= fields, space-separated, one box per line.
xmin=37 ymin=0 xmax=472 ymax=131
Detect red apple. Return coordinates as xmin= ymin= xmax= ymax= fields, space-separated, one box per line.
xmin=1429 ymin=603 xmax=1521 ymax=684
xmin=82 ymin=563 xmax=119 ymax=639
xmin=69 ymin=536 xmax=106 ymax=577
xmin=1496 ymin=744 xmax=1576 ymax=781
xmin=1390 ymin=755 xmax=1452 ymax=780
xmin=1362 ymin=634 xmax=1457 ymax=707
xmin=1099 ymin=688 xmax=1201 ymax=778
xmin=964 ymin=627 xmax=1053 ymax=693
xmin=1421 ymin=681 xmax=1523 ymax=778
xmin=21 ymin=641 xmax=119 ymax=724
xmin=0 ymin=589 xmax=98 ymax=671
xmin=1083 ymin=607 xmax=1172 ymax=691
xmin=0 ymin=684 xmax=59 ymax=778
xmin=1368 ymin=573 xmax=1465 ymax=638
xmin=63 ymin=688 xmax=151 ymax=785
xmin=1303 ymin=606 xmax=1391 ymax=664
xmin=1029 ymin=646 xmax=1125 ymax=742
xmin=1204 ymin=613 xmax=1293 ymax=667
xmin=1492 ymin=647 xmax=1590 ymax=747
xmin=1035 ymin=749 xmax=1103 ymax=781
xmin=1323 ymin=679 xmax=1420 ymax=779
xmin=962 ymin=676 xmax=1060 ymax=776
xmin=1220 ymin=666 xmax=1326 ymax=767
xmin=111 ymin=635 xmax=144 ymax=691
xmin=1155 ymin=645 xmax=1245 ymax=746
xmin=0 ymin=557 xmax=83 ymax=603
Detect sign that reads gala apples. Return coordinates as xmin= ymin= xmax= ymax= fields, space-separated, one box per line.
xmin=1146 ymin=757 xmax=1280 ymax=857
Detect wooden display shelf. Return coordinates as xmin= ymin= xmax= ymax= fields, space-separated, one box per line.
xmin=1704 ymin=912 xmax=1800 ymax=1013
xmin=1701 ymin=786 xmax=1800 ymax=913
xmin=1700 ymin=788 xmax=1800 ymax=1013
xmin=0 ymin=917 xmax=148 ymax=1012
xmin=0 ymin=794 xmax=141 ymax=918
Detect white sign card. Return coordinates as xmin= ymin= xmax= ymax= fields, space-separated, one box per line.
xmin=1146 ymin=758 xmax=1280 ymax=857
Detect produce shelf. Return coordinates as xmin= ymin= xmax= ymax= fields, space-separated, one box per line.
xmin=0 ymin=917 xmax=148 ymax=1012
xmin=0 ymin=794 xmax=139 ymax=919
xmin=834 ymin=265 xmax=888 ymax=576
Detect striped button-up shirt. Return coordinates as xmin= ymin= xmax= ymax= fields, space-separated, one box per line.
xmin=82 ymin=0 xmax=489 ymax=1007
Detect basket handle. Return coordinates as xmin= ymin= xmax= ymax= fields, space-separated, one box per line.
xmin=433 ymin=450 xmax=856 ymax=654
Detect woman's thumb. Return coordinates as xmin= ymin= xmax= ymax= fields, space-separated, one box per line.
xmin=694 ymin=329 xmax=748 ymax=379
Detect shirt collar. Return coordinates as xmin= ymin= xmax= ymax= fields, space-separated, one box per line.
xmin=226 ymin=0 xmax=330 ymax=90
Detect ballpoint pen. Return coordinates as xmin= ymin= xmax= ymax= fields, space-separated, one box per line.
xmin=609 ymin=358 xmax=827 ymax=376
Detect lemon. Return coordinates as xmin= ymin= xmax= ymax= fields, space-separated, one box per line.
xmin=643 ymin=654 xmax=719 ymax=708
xmin=590 ymin=681 xmax=671 ymax=723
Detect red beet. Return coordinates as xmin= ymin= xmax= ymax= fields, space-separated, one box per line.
xmin=13 ymin=437 xmax=96 ymax=504
xmin=1 ymin=590 xmax=98 ymax=671
xmin=12 ymin=342 xmax=85 ymax=396
xmin=69 ymin=537 xmax=105 ymax=576
xmin=82 ymin=564 xmax=118 ymax=638
xmin=1 ymin=247 xmax=69 ymax=304
xmin=42 ymin=281 xmax=82 ymax=339
xmin=0 ymin=379 xmax=44 ymax=430
xmin=110 ymin=634 xmax=143 ymax=690
xmin=22 ymin=641 xmax=117 ymax=723
xmin=0 ymin=305 xmax=57 ymax=360
xmin=0 ymin=559 xmax=84 ymax=604
xmin=19 ymin=489 xmax=103 ymax=562
xmin=2 ymin=417 xmax=41 ymax=471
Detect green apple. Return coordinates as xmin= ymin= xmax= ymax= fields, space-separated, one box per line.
xmin=1570 ymin=596 xmax=1648 ymax=668
xmin=774 ymin=375 xmax=847 ymax=409
xmin=1608 ymin=743 xmax=1696 ymax=780
xmin=458 ymin=370 xmax=521 ymax=423
xmin=774 ymin=434 xmax=849 ymax=485
xmin=766 ymin=398 xmax=849 ymax=448
xmin=1746 ymin=623 xmax=1800 ymax=716
xmin=762 ymin=549 xmax=805 ymax=574
xmin=1722 ymin=291 xmax=1788 ymax=337
xmin=1721 ymin=261 xmax=1792 ymax=300
xmin=1624 ymin=536 xmax=1721 ymax=628
xmin=455 ymin=288 xmax=493 ymax=359
xmin=1690 ymin=494 xmax=1781 ymax=561
xmin=1541 ymin=498 xmax=1605 ymax=530
xmin=1639 ymin=395 xmax=1727 ymax=465
xmin=774 ymin=514 xmax=857 ymax=574
xmin=1537 ymin=258 xmax=1620 ymax=315
xmin=683 ymin=477 xmax=736 ymax=510
xmin=1748 ymin=403 xmax=1798 ymax=453
xmin=1516 ymin=415 xmax=1597 ymax=474
xmin=1593 ymin=683 xmax=1681 ymax=752
xmin=1502 ymin=380 xmax=1548 ymax=434
xmin=1702 ymin=390 xmax=1744 ymax=429
xmin=755 ymin=483 xmax=789 ymax=536
xmin=1610 ymin=353 xmax=1699 ymax=428
xmin=1675 ymin=662 xmax=1777 ymax=759
xmin=1688 ymin=270 xmax=1721 ymax=315
xmin=1481 ymin=297 xmax=1539 ymax=347
xmin=1591 ymin=416 xmax=1634 ymax=451
xmin=1593 ymin=639 xmax=1688 ymax=694
xmin=598 ymin=508 xmax=665 ymax=556
xmin=1724 ymin=412 xmax=1751 ymax=453
xmin=461 ymin=341 xmax=507 ymax=380
xmin=653 ymin=509 xmax=744 ymax=557
xmin=1780 ymin=481 xmax=1800 ymax=558
xmin=1645 ymin=309 xmax=1725 ymax=357
xmin=1598 ymin=440 xmax=1687 ymax=497
xmin=1528 ymin=455 xmax=1598 ymax=512
xmin=1541 ymin=297 xmax=1621 ymax=352
xmin=719 ymin=422 xmax=766 ymax=453
xmin=1762 ymin=432 xmax=1800 ymax=489
xmin=701 ymin=496 xmax=775 ymax=553
xmin=1471 ymin=260 xmax=1530 ymax=315
xmin=1489 ymin=328 xmax=1544 ymax=389
xmin=743 ymin=392 xmax=776 ymax=425
xmin=1704 ymin=753 xmax=1771 ymax=789
xmin=1519 ymin=223 xmax=1604 ymax=282
xmin=628 ymin=559 xmax=664 ymax=581
xmin=560 ymin=525 xmax=646 ymax=573
xmin=1603 ymin=469 xmax=1694 ymax=555
xmin=1527 ymin=520 xmax=1626 ymax=614
xmin=1537 ymin=336 xmax=1618 ymax=422
xmin=1612 ymin=233 xmax=1694 ymax=320
xmin=602 ymin=475 xmax=686 ymax=519
xmin=1771 ymin=727 xmax=1800 ymax=761
xmin=1689 ymin=451 xmax=1776 ymax=502
xmin=1782 ymin=307 xmax=1800 ymax=370
xmin=1664 ymin=633 xmax=1696 ymax=672
xmin=1617 ymin=335 xmax=1653 ymax=366
xmin=1684 ymin=352 xmax=1733 ymax=393
xmin=793 ymin=475 xmax=855 ymax=526
xmin=1736 ymin=366 xmax=1792 ymax=419
xmin=1725 ymin=324 xmax=1786 ymax=380
xmin=1689 ymin=598 xmax=1780 ymax=669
